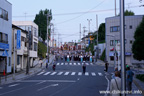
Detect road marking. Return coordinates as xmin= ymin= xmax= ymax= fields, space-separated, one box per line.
xmin=86 ymin=63 xmax=89 ymax=65
xmin=37 ymin=84 xmax=59 ymax=91
xmin=57 ymin=72 xmax=63 ymax=75
xmin=71 ymin=72 xmax=76 ymax=75
xmin=90 ymin=63 xmax=93 ymax=65
xmin=74 ymin=63 xmax=76 ymax=65
xmin=50 ymin=72 xmax=57 ymax=75
xmin=57 ymin=63 xmax=59 ymax=65
xmin=105 ymin=76 xmax=110 ymax=96
xmin=36 ymin=81 xmax=46 ymax=85
xmin=64 ymin=72 xmax=69 ymax=75
xmin=8 ymin=84 xmax=20 ymax=87
xmin=85 ymin=72 xmax=89 ymax=76
xmin=69 ymin=63 xmax=72 ymax=65
xmin=37 ymin=72 xmax=44 ymax=75
xmin=78 ymin=63 xmax=80 ymax=65
xmin=16 ymin=80 xmax=76 ymax=83
xmin=65 ymin=63 xmax=68 ymax=65
xmin=0 ymin=87 xmax=3 ymax=89
xmin=43 ymin=72 xmax=51 ymax=75
xmin=98 ymin=72 xmax=103 ymax=76
xmin=78 ymin=72 xmax=82 ymax=76
xmin=61 ymin=63 xmax=64 ymax=65
xmin=91 ymin=72 xmax=96 ymax=76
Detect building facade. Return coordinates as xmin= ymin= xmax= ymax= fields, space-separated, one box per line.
xmin=0 ymin=0 xmax=12 ymax=73
xmin=12 ymin=25 xmax=28 ymax=72
xmin=105 ymin=15 xmax=144 ymax=67
xmin=12 ymin=21 xmax=38 ymax=67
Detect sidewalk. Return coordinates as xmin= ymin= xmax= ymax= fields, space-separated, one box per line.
xmin=0 ymin=54 xmax=55 ymax=85
xmin=96 ymin=59 xmax=144 ymax=96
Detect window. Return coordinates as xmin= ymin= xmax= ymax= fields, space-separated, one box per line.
xmin=21 ymin=36 xmax=25 ymax=42
xmin=130 ymin=40 xmax=133 ymax=44
xmin=0 ymin=32 xmax=2 ymax=42
xmin=0 ymin=33 xmax=8 ymax=43
xmin=129 ymin=25 xmax=132 ymax=29
xmin=17 ymin=55 xmax=20 ymax=65
xmin=110 ymin=40 xmax=114 ymax=46
xmin=125 ymin=39 xmax=127 ymax=44
xmin=34 ymin=42 xmax=37 ymax=51
xmin=9 ymin=57 xmax=11 ymax=66
xmin=110 ymin=26 xmax=120 ymax=32
xmin=0 ymin=8 xmax=2 ymax=18
xmin=110 ymin=56 xmax=114 ymax=61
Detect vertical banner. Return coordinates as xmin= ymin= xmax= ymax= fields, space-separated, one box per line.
xmin=17 ymin=30 xmax=21 ymax=49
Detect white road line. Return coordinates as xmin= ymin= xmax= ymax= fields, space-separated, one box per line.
xmin=37 ymin=84 xmax=59 ymax=91
xmin=74 ymin=63 xmax=76 ymax=65
xmin=85 ymin=72 xmax=89 ymax=76
xmin=69 ymin=63 xmax=72 ymax=65
xmin=43 ymin=72 xmax=51 ymax=75
xmin=78 ymin=72 xmax=82 ymax=76
xmin=105 ymin=76 xmax=110 ymax=96
xmin=37 ymin=72 xmax=44 ymax=75
xmin=71 ymin=72 xmax=76 ymax=75
xmin=17 ymin=80 xmax=76 ymax=83
xmin=65 ymin=63 xmax=68 ymax=65
xmin=0 ymin=87 xmax=3 ymax=89
xmin=57 ymin=72 xmax=63 ymax=75
xmin=90 ymin=63 xmax=93 ymax=65
xmin=91 ymin=72 xmax=96 ymax=76
xmin=8 ymin=84 xmax=20 ymax=87
xmin=50 ymin=72 xmax=57 ymax=75
xmin=61 ymin=63 xmax=64 ymax=65
xmin=36 ymin=81 xmax=46 ymax=85
xmin=57 ymin=63 xmax=60 ymax=65
xmin=98 ymin=72 xmax=103 ymax=76
xmin=78 ymin=63 xmax=80 ymax=65
xmin=64 ymin=72 xmax=70 ymax=75
xmin=86 ymin=63 xmax=89 ymax=65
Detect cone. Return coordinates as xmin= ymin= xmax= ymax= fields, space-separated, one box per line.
xmin=3 ymin=70 xmax=5 ymax=76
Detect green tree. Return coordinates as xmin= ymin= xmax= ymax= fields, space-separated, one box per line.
xmin=132 ymin=16 xmax=144 ymax=61
xmin=98 ymin=23 xmax=105 ymax=42
xmin=118 ymin=10 xmax=135 ymax=16
xmin=34 ymin=9 xmax=52 ymax=41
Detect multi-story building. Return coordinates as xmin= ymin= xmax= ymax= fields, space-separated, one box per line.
xmin=12 ymin=24 xmax=28 ymax=72
xmin=12 ymin=21 xmax=38 ymax=67
xmin=105 ymin=15 xmax=144 ymax=68
xmin=0 ymin=0 xmax=12 ymax=73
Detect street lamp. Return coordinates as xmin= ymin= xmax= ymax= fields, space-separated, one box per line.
xmin=87 ymin=19 xmax=92 ymax=33
xmin=106 ymin=34 xmax=117 ymax=71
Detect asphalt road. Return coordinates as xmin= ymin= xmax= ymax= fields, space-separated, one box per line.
xmin=0 ymin=59 xmax=113 ymax=96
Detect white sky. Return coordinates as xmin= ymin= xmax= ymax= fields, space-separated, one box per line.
xmin=9 ymin=0 xmax=144 ymax=44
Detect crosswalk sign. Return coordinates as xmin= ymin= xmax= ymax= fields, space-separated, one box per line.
xmin=2 ymin=50 xmax=8 ymax=57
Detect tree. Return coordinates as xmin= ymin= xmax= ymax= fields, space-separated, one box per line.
xmin=98 ymin=23 xmax=105 ymax=42
xmin=34 ymin=9 xmax=52 ymax=41
xmin=118 ymin=10 xmax=135 ymax=16
xmin=132 ymin=16 xmax=144 ymax=61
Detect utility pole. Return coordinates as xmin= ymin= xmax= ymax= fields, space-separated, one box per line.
xmin=13 ymin=29 xmax=15 ymax=79
xmin=83 ymin=26 xmax=86 ymax=48
xmin=96 ymin=15 xmax=99 ymax=61
xmin=120 ymin=0 xmax=126 ymax=95
xmin=80 ymin=24 xmax=81 ymax=50
xmin=46 ymin=13 xmax=50 ymax=68
xmin=26 ymin=27 xmax=30 ymax=74
xmin=87 ymin=19 xmax=92 ymax=34
xmin=115 ymin=0 xmax=116 ymax=16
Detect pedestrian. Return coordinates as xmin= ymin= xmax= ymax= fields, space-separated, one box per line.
xmin=80 ymin=54 xmax=83 ymax=62
xmin=90 ymin=55 xmax=92 ymax=62
xmin=110 ymin=71 xmax=121 ymax=96
xmin=105 ymin=61 xmax=109 ymax=72
xmin=67 ymin=54 xmax=70 ymax=62
xmin=82 ymin=61 xmax=86 ymax=74
xmin=126 ymin=67 xmax=134 ymax=92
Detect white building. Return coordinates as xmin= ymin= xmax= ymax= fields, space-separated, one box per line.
xmin=12 ymin=24 xmax=28 ymax=72
xmin=12 ymin=21 xmax=38 ymax=67
xmin=105 ymin=15 xmax=144 ymax=67
xmin=0 ymin=0 xmax=12 ymax=73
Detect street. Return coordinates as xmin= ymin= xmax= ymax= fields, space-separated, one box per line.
xmin=0 ymin=59 xmax=110 ymax=96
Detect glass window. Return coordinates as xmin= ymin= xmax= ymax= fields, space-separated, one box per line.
xmin=130 ymin=40 xmax=133 ymax=44
xmin=9 ymin=57 xmax=11 ymax=66
xmin=110 ymin=40 xmax=114 ymax=46
xmin=110 ymin=56 xmax=114 ymax=61
xmin=110 ymin=26 xmax=120 ymax=32
xmin=34 ymin=42 xmax=37 ymax=51
xmin=129 ymin=25 xmax=132 ymax=29
xmin=0 ymin=32 xmax=2 ymax=42
xmin=5 ymin=34 xmax=8 ymax=43
xmin=0 ymin=8 xmax=2 ymax=18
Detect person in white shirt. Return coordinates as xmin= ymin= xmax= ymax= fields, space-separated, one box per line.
xmin=110 ymin=71 xmax=121 ymax=96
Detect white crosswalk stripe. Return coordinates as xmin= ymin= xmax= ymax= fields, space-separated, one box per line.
xmin=57 ymin=72 xmax=63 ymax=75
xmin=69 ymin=63 xmax=72 ymax=65
xmin=86 ymin=63 xmax=89 ymax=65
xmin=98 ymin=72 xmax=103 ymax=76
xmin=44 ymin=72 xmax=51 ymax=75
xmin=78 ymin=63 xmax=81 ymax=65
xmin=57 ymin=63 xmax=60 ymax=65
xmin=37 ymin=72 xmax=44 ymax=75
xmin=78 ymin=72 xmax=82 ymax=76
xmin=65 ymin=63 xmax=68 ymax=65
xmin=85 ymin=72 xmax=89 ymax=76
xmin=50 ymin=72 xmax=57 ymax=75
xmin=74 ymin=63 xmax=76 ymax=65
xmin=61 ymin=63 xmax=64 ymax=65
xmin=64 ymin=72 xmax=70 ymax=75
xmin=91 ymin=72 xmax=96 ymax=76
xmin=90 ymin=63 xmax=93 ymax=65
xmin=71 ymin=72 xmax=76 ymax=75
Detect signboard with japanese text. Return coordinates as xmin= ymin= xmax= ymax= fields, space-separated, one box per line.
xmin=17 ymin=30 xmax=21 ymax=49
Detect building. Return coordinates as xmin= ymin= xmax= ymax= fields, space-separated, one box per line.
xmin=12 ymin=21 xmax=38 ymax=67
xmin=0 ymin=0 xmax=12 ymax=73
xmin=12 ymin=24 xmax=28 ymax=72
xmin=105 ymin=15 xmax=144 ymax=68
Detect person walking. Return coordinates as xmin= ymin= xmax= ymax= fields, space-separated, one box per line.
xmin=105 ymin=61 xmax=109 ymax=72
xmin=82 ymin=61 xmax=86 ymax=74
xmin=110 ymin=71 xmax=121 ymax=96
xmin=126 ymin=67 xmax=134 ymax=92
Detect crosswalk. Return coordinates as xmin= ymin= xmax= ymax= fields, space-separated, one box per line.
xmin=56 ymin=62 xmax=94 ymax=66
xmin=37 ymin=71 xmax=104 ymax=77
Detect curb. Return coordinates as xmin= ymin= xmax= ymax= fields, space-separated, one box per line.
xmin=133 ymin=79 xmax=144 ymax=96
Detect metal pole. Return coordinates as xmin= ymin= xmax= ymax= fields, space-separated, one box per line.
xmin=87 ymin=19 xmax=92 ymax=34
xmin=80 ymin=24 xmax=81 ymax=50
xmin=13 ymin=29 xmax=15 ymax=79
xmin=115 ymin=0 xmax=116 ymax=16
xmin=46 ymin=13 xmax=50 ymax=68
xmin=114 ymin=36 xmax=116 ymax=70
xmin=83 ymin=26 xmax=86 ymax=49
xmin=120 ymin=0 xmax=126 ymax=95
xmin=96 ymin=15 xmax=99 ymax=60
xmin=26 ymin=27 xmax=30 ymax=74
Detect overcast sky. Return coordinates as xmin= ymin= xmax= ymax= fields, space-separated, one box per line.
xmin=9 ymin=0 xmax=144 ymax=44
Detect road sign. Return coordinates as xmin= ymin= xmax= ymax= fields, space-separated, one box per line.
xmin=2 ymin=50 xmax=8 ymax=56
xmin=17 ymin=30 xmax=21 ymax=49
